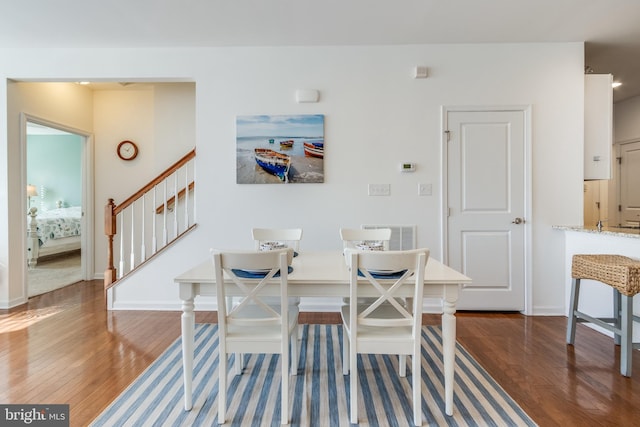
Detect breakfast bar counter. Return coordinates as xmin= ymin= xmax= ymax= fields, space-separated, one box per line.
xmin=554 ymin=225 xmax=640 ymax=342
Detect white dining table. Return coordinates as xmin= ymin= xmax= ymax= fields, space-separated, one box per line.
xmin=174 ymin=250 xmax=472 ymax=416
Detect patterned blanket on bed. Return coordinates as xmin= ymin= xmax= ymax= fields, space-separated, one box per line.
xmin=34 ymin=206 xmax=82 ymax=246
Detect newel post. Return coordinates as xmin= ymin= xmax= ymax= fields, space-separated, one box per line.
xmin=104 ymin=198 xmax=117 ymax=288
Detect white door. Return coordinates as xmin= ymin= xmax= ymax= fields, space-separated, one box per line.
xmin=619 ymin=140 xmax=640 ymax=225
xmin=445 ymin=108 xmax=528 ymax=310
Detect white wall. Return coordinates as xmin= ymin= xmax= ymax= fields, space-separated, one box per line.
xmin=0 ymin=44 xmax=584 ymax=314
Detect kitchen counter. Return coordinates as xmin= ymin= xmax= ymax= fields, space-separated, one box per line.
xmin=553 ymin=225 xmax=640 ymax=239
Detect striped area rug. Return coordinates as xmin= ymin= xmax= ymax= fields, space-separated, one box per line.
xmin=91 ymin=324 xmax=536 ymax=426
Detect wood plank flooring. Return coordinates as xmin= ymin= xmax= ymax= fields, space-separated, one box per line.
xmin=1 ymin=280 xmax=639 ymax=426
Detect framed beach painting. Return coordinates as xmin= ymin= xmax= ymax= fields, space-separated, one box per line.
xmin=236 ymin=114 xmax=324 ymax=184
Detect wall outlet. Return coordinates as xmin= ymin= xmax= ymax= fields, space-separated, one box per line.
xmin=418 ymin=183 xmax=432 ymax=196
xmin=368 ymin=184 xmax=390 ymax=196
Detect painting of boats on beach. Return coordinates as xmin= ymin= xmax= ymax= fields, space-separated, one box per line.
xmin=254 ymin=148 xmax=291 ymax=182
xmin=236 ymin=114 xmax=324 ymax=184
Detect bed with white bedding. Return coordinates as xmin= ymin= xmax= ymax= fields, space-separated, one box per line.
xmin=27 ymin=206 xmax=81 ymax=268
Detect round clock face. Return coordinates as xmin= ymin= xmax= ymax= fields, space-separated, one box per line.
xmin=117 ymin=140 xmax=138 ymax=161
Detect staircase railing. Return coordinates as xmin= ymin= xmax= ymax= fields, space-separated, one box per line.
xmin=104 ymin=149 xmax=196 ymax=289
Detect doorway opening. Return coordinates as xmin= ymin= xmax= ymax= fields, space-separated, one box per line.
xmin=23 ymin=115 xmax=93 ymax=297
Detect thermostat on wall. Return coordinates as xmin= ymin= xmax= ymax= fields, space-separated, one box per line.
xmin=400 ymin=163 xmax=416 ymax=172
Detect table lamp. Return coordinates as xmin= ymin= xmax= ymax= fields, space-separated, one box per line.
xmin=26 ymin=184 xmax=38 ymax=208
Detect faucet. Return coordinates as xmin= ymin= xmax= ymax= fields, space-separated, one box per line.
xmin=596 ymin=219 xmax=607 ymax=232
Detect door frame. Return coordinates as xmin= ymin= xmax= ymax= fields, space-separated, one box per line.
xmin=615 ymin=138 xmax=640 ymax=225
xmin=20 ymin=113 xmax=95 ymax=296
xmin=440 ymin=105 xmax=533 ymax=314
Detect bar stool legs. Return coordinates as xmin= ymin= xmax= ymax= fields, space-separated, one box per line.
xmin=620 ymin=294 xmax=634 ymax=376
xmin=566 ymin=278 xmax=580 ymax=345
xmin=566 ymin=254 xmax=640 ymax=377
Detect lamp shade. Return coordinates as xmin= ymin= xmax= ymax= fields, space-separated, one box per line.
xmin=26 ymin=184 xmax=38 ymax=197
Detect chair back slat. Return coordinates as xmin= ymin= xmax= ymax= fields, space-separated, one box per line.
xmin=252 ymin=228 xmax=303 ymax=251
xmin=340 ymin=227 xmax=392 ymax=250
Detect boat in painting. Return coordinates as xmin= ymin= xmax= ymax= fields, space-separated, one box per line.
xmin=279 ymin=139 xmax=294 ymax=148
xmin=254 ymin=148 xmax=291 ymax=182
xmin=303 ymin=140 xmax=324 ymax=158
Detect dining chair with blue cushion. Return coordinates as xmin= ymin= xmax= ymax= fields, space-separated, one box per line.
xmin=341 ymin=248 xmax=429 ymax=426
xmin=212 ymin=248 xmax=298 ymax=425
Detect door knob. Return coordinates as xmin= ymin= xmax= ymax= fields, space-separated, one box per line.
xmin=512 ymin=217 xmax=525 ymax=224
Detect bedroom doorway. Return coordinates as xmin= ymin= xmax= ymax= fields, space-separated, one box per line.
xmin=23 ymin=115 xmax=93 ymax=297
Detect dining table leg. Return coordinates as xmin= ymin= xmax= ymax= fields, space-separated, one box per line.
xmin=442 ymin=293 xmax=457 ymax=416
xmin=180 ymin=284 xmax=196 ymax=411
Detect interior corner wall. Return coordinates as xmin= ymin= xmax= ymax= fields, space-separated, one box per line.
xmin=1 ymin=44 xmax=584 ymax=313
xmin=153 ymin=83 xmax=197 ymax=168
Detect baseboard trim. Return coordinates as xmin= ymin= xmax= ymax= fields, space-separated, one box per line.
xmin=0 ymin=295 xmax=28 ymax=309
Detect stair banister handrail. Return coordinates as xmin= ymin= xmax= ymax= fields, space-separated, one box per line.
xmin=113 ymin=149 xmax=195 ymax=215
xmin=104 ymin=148 xmax=196 ymax=289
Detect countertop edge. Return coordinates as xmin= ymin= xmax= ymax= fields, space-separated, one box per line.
xmin=553 ymin=225 xmax=640 ymax=239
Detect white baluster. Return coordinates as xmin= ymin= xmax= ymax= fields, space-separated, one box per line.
xmin=152 ymin=185 xmax=157 ymax=255
xmin=163 ymin=180 xmax=168 ymax=246
xmin=185 ymin=163 xmax=190 ymax=229
xmin=118 ymin=213 xmax=124 ymax=279
xmin=130 ymin=203 xmax=135 ymax=270
xmin=193 ymin=160 xmax=197 ymax=224
xmin=141 ymin=194 xmax=146 ymax=262
xmin=173 ymin=172 xmax=178 ymax=238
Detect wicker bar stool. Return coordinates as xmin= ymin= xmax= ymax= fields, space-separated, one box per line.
xmin=566 ymin=254 xmax=640 ymax=376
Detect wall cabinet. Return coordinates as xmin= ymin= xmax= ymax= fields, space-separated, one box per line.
xmin=584 ymin=74 xmax=613 ymax=180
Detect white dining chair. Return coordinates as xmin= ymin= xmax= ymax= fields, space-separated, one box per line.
xmin=212 ymin=248 xmax=298 ymax=425
xmin=252 ymin=227 xmax=303 ymax=253
xmin=339 ymin=223 xmax=402 ymax=322
xmin=339 ymin=227 xmax=412 ymax=372
xmin=339 ymin=227 xmax=391 ymax=251
xmin=252 ymin=227 xmax=303 ymax=307
xmin=341 ymin=248 xmax=429 ymax=426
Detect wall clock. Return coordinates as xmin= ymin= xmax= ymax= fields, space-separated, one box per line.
xmin=117 ymin=140 xmax=139 ymax=161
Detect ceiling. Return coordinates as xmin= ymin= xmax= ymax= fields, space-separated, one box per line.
xmin=2 ymin=0 xmax=640 ymax=102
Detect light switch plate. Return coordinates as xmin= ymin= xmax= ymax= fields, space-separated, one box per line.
xmin=368 ymin=184 xmax=390 ymax=196
xmin=418 ymin=183 xmax=432 ymax=196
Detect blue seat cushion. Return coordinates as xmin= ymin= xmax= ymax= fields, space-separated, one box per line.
xmin=232 ymin=266 xmax=294 ymax=279
xmin=357 ymin=269 xmax=407 ymax=279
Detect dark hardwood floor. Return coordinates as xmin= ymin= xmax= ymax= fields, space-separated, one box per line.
xmin=1 ymin=280 xmax=639 ymax=426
